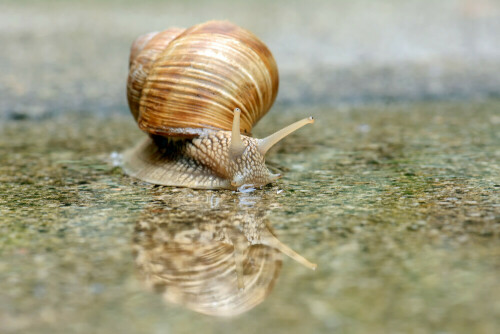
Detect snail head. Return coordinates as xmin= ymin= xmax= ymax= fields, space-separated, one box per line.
xmin=228 ymin=108 xmax=314 ymax=189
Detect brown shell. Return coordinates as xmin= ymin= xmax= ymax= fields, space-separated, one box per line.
xmin=128 ymin=31 xmax=156 ymax=68
xmin=127 ymin=20 xmax=279 ymax=138
xmin=127 ymin=28 xmax=186 ymax=121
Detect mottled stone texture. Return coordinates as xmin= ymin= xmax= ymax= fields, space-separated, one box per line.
xmin=1 ymin=101 xmax=499 ymax=334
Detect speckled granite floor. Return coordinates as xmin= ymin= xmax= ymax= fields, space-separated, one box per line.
xmin=1 ymin=101 xmax=499 ymax=334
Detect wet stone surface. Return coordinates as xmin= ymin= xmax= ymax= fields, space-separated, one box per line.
xmin=1 ymin=100 xmax=499 ymax=333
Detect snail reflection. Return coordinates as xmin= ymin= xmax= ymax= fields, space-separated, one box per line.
xmin=133 ymin=191 xmax=316 ymax=317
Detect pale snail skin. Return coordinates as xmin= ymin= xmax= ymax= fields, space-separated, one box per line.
xmin=123 ymin=21 xmax=314 ymax=190
xmin=123 ymin=109 xmax=314 ymax=190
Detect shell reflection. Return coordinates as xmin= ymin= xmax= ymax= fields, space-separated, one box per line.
xmin=133 ymin=191 xmax=316 ymax=317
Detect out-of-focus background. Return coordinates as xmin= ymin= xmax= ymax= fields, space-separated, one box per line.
xmin=2 ymin=0 xmax=500 ymax=118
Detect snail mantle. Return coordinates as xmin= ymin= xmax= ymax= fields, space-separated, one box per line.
xmin=123 ymin=20 xmax=313 ymax=190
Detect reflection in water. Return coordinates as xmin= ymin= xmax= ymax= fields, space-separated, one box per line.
xmin=133 ymin=190 xmax=316 ymax=317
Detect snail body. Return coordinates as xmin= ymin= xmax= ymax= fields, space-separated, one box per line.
xmin=124 ymin=21 xmax=313 ymax=190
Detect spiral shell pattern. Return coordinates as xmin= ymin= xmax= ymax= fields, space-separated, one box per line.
xmin=127 ymin=28 xmax=186 ymax=121
xmin=127 ymin=21 xmax=279 ymax=137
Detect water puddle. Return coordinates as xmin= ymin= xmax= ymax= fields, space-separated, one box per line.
xmin=133 ymin=192 xmax=316 ymax=316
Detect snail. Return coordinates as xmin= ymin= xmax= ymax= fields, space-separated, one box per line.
xmin=123 ymin=20 xmax=313 ymax=190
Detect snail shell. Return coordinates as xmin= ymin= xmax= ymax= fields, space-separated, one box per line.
xmin=127 ymin=20 xmax=278 ymax=137
xmin=123 ymin=21 xmax=313 ymax=190
xmin=127 ymin=28 xmax=186 ymax=121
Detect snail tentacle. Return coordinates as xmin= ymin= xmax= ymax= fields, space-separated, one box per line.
xmin=257 ymin=116 xmax=315 ymax=156
xmin=229 ymin=108 xmax=246 ymax=158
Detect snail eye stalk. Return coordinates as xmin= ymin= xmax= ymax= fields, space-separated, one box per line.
xmin=257 ymin=117 xmax=314 ymax=156
xmin=229 ymin=108 xmax=246 ymax=158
